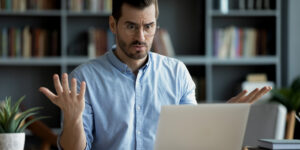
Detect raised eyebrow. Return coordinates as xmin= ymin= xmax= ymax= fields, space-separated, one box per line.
xmin=145 ymin=22 xmax=155 ymax=26
xmin=125 ymin=21 xmax=138 ymax=25
xmin=125 ymin=21 xmax=155 ymax=26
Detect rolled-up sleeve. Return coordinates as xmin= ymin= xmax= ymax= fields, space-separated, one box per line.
xmin=56 ymin=102 xmax=94 ymax=150
xmin=178 ymin=62 xmax=197 ymax=105
xmin=82 ymin=99 xmax=94 ymax=150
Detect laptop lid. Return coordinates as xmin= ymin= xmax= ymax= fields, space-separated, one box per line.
xmin=154 ymin=103 xmax=251 ymax=150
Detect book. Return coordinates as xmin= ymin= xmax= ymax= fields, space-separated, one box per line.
xmin=88 ymin=27 xmax=96 ymax=58
xmin=33 ymin=28 xmax=40 ymax=57
xmin=244 ymin=146 xmax=269 ymax=150
xmin=88 ymin=27 xmax=110 ymax=58
xmin=256 ymin=0 xmax=263 ymax=9
xmin=22 ymin=26 xmax=32 ymax=58
xmin=239 ymin=0 xmax=245 ymax=10
xmin=51 ymin=30 xmax=58 ymax=56
xmin=9 ymin=28 xmax=16 ymax=57
xmin=220 ymin=0 xmax=229 ymax=13
xmin=258 ymin=139 xmax=300 ymax=149
xmin=160 ymin=29 xmax=175 ymax=57
xmin=68 ymin=0 xmax=112 ymax=12
xmin=1 ymin=28 xmax=8 ymax=58
xmin=152 ymin=29 xmax=175 ymax=57
xmin=15 ymin=28 xmax=21 ymax=57
xmin=5 ymin=0 xmax=11 ymax=11
xmin=213 ymin=27 xmax=270 ymax=58
xmin=38 ymin=29 xmax=47 ymax=57
xmin=218 ymin=27 xmax=231 ymax=58
xmin=96 ymin=29 xmax=107 ymax=57
xmin=0 ymin=0 xmax=57 ymax=11
xmin=152 ymin=29 xmax=166 ymax=56
xmin=246 ymin=73 xmax=267 ymax=82
xmin=247 ymin=0 xmax=254 ymax=9
xmin=264 ymin=0 xmax=270 ymax=9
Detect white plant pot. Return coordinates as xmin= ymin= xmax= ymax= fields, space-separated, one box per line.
xmin=0 ymin=133 xmax=25 ymax=150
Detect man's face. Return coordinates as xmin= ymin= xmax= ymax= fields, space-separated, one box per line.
xmin=114 ymin=3 xmax=156 ymax=60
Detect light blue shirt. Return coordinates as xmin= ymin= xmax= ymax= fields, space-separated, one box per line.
xmin=59 ymin=49 xmax=196 ymax=150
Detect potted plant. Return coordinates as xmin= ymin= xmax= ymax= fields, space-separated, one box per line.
xmin=271 ymin=76 xmax=300 ymax=139
xmin=0 ymin=96 xmax=47 ymax=150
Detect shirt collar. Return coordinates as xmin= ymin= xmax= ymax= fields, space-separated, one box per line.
xmin=107 ymin=46 xmax=151 ymax=74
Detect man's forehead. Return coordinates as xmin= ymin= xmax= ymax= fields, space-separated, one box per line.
xmin=119 ymin=3 xmax=156 ymax=23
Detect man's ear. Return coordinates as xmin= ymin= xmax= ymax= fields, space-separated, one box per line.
xmin=109 ymin=16 xmax=117 ymax=34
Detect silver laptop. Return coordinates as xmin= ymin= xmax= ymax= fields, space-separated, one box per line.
xmin=154 ymin=104 xmax=251 ymax=150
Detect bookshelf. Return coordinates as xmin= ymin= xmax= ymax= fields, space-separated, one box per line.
xmin=0 ymin=0 xmax=283 ymax=130
xmin=205 ymin=0 xmax=281 ymax=102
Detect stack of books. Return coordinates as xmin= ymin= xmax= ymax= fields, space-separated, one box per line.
xmin=257 ymin=139 xmax=300 ymax=149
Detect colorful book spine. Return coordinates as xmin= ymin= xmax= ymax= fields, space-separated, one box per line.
xmin=213 ymin=26 xmax=269 ymax=58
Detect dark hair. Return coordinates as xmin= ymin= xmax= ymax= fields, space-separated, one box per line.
xmin=112 ymin=0 xmax=159 ymax=22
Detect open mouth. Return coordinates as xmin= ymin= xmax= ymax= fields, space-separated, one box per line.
xmin=132 ymin=45 xmax=146 ymax=51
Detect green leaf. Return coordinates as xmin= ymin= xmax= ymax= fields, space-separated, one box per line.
xmin=291 ymin=92 xmax=300 ymax=111
xmin=0 ymin=96 xmax=47 ymax=133
xmin=291 ymin=76 xmax=300 ymax=91
xmin=5 ymin=105 xmax=22 ymax=133
xmin=5 ymin=112 xmax=17 ymax=133
xmin=15 ymin=107 xmax=42 ymax=122
xmin=12 ymin=96 xmax=25 ymax=114
xmin=13 ymin=107 xmax=43 ymax=128
xmin=5 ymin=97 xmax=12 ymax=115
xmin=13 ymin=112 xmax=39 ymax=132
xmin=17 ymin=116 xmax=50 ymax=132
xmin=3 ymin=104 xmax=10 ymax=125
xmin=271 ymin=89 xmax=293 ymax=111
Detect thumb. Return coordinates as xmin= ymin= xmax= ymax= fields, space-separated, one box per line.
xmin=39 ymin=87 xmax=58 ymax=105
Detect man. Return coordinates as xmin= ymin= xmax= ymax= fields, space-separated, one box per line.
xmin=39 ymin=0 xmax=272 ymax=149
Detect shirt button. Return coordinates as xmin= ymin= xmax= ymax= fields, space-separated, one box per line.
xmin=137 ymin=106 xmax=141 ymax=110
xmin=137 ymin=131 xmax=141 ymax=135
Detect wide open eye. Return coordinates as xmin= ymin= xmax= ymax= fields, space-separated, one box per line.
xmin=127 ymin=24 xmax=136 ymax=30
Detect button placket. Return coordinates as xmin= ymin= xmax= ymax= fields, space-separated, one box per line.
xmin=135 ymin=70 xmax=144 ymax=150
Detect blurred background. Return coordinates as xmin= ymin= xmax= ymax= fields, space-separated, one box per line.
xmin=0 ymin=0 xmax=299 ymax=149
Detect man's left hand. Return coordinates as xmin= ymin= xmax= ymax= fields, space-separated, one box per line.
xmin=227 ymin=86 xmax=272 ymax=103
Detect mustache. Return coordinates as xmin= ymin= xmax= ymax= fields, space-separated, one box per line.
xmin=130 ymin=41 xmax=147 ymax=46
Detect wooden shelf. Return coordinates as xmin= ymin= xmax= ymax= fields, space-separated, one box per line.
xmin=66 ymin=11 xmax=111 ymax=17
xmin=176 ymin=56 xmax=207 ymax=65
xmin=210 ymin=56 xmax=279 ymax=65
xmin=0 ymin=57 xmax=63 ymax=66
xmin=210 ymin=10 xmax=277 ymax=17
xmin=0 ymin=10 xmax=62 ymax=16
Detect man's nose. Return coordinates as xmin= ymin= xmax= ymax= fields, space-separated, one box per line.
xmin=135 ymin=28 xmax=146 ymax=42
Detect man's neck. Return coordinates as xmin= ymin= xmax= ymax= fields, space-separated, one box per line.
xmin=114 ymin=48 xmax=148 ymax=75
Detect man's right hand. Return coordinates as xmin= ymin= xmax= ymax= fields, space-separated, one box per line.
xmin=39 ymin=73 xmax=86 ymax=122
xmin=39 ymin=73 xmax=87 ymax=150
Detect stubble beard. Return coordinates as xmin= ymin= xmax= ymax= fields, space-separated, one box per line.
xmin=117 ymin=34 xmax=151 ymax=60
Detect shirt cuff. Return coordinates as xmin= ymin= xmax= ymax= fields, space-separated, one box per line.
xmin=57 ymin=131 xmax=63 ymax=150
xmin=57 ymin=132 xmax=89 ymax=150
